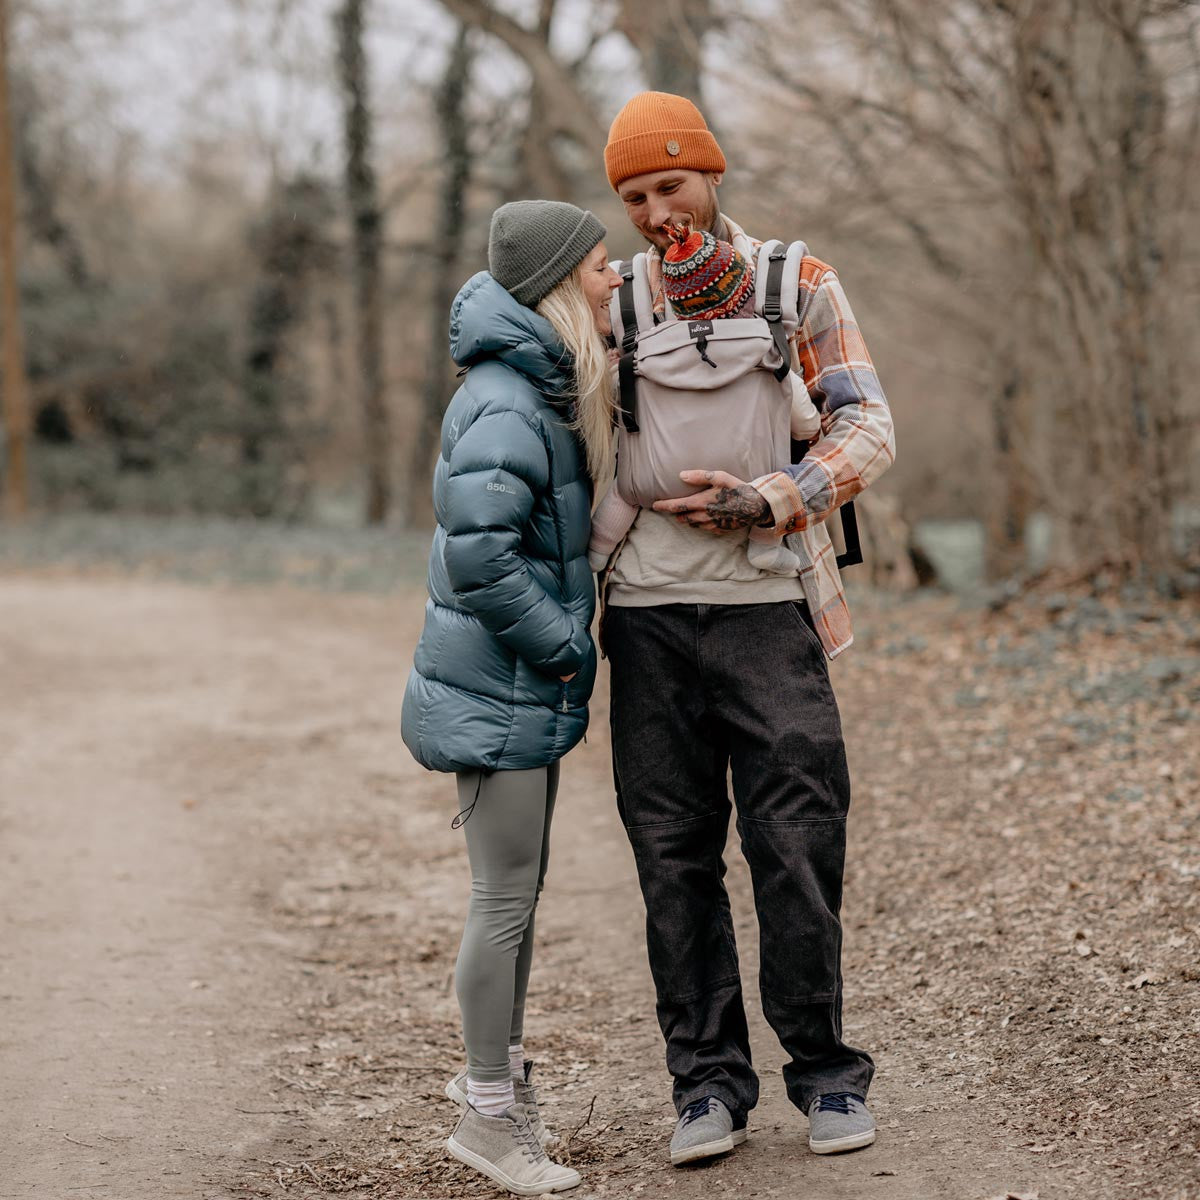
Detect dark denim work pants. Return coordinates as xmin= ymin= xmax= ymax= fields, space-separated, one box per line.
xmin=606 ymin=600 xmax=874 ymax=1120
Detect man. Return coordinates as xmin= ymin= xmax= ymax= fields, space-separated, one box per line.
xmin=599 ymin=91 xmax=896 ymax=1166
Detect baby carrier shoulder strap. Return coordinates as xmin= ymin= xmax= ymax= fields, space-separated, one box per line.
xmin=608 ymin=253 xmax=656 ymax=434
xmin=609 ymin=253 xmax=656 ymax=351
xmin=753 ymin=239 xmax=807 ymax=383
xmin=754 ymin=238 xmax=863 ymax=571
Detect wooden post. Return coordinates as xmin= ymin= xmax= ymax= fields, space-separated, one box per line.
xmin=0 ymin=0 xmax=29 ymax=519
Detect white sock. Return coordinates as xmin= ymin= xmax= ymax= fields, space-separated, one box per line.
xmin=467 ymin=1076 xmax=515 ymax=1117
xmin=509 ymin=1043 xmax=526 ymax=1081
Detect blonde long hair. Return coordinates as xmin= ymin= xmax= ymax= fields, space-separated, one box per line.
xmin=536 ymin=268 xmax=615 ymax=485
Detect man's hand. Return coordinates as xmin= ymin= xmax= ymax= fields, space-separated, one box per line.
xmin=651 ymin=470 xmax=770 ymax=532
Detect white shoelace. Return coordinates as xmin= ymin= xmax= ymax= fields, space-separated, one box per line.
xmin=511 ymin=1108 xmax=546 ymax=1163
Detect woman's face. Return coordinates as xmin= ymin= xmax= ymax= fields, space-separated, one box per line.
xmin=579 ymin=242 xmax=622 ymax=337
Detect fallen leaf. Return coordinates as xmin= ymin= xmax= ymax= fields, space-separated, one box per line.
xmin=1125 ymin=971 xmax=1165 ymax=989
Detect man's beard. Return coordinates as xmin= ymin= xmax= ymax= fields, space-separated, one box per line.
xmin=640 ymin=184 xmax=722 ymax=249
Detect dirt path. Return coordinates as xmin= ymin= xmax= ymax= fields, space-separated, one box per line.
xmin=0 ymin=578 xmax=387 ymax=1196
xmin=1 ymin=575 xmax=1196 ymax=1200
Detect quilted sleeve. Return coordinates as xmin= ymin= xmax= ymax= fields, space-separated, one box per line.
xmin=752 ymin=262 xmax=896 ymax=535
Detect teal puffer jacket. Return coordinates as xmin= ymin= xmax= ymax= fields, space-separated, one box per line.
xmin=401 ymin=272 xmax=597 ymax=773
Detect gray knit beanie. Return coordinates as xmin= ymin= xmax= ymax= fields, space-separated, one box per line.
xmin=488 ymin=200 xmax=606 ymax=309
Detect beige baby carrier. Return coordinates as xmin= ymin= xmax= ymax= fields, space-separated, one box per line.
xmin=608 ymin=240 xmax=861 ymax=568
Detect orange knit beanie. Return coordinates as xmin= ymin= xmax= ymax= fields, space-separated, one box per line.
xmin=604 ymin=91 xmax=726 ymax=191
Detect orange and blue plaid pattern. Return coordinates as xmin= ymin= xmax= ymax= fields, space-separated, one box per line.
xmin=634 ymin=214 xmax=896 ymax=657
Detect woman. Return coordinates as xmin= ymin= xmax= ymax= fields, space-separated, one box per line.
xmin=401 ymin=199 xmax=620 ymax=1196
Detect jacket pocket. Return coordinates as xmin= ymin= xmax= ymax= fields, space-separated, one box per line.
xmin=563 ymin=637 xmax=598 ymax=708
xmin=514 ymin=654 xmax=562 ymax=707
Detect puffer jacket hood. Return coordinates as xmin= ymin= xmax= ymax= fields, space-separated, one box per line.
xmin=450 ymin=272 xmax=575 ymax=400
xmin=402 ymin=271 xmax=597 ymax=775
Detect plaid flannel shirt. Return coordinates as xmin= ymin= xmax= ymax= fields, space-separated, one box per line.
xmin=602 ymin=215 xmax=895 ymax=658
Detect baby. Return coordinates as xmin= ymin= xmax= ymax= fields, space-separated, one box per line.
xmin=588 ymin=224 xmax=820 ymax=573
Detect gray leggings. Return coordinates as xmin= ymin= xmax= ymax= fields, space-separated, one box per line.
xmin=454 ymin=763 xmax=559 ymax=1084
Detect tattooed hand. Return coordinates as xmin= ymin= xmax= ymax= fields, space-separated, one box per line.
xmin=651 ymin=470 xmax=771 ymax=532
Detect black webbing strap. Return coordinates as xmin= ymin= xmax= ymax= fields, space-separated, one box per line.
xmin=615 ymin=268 xmax=640 ymax=432
xmin=789 ymin=404 xmax=863 ymax=571
xmin=837 ymin=500 xmax=863 ymax=569
xmin=617 ymin=352 xmax=639 ymax=432
xmin=762 ymin=249 xmax=791 ymax=382
xmin=618 ymin=269 xmax=637 ymax=356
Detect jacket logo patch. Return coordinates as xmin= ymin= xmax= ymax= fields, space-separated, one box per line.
xmin=486 ymin=481 xmax=517 ymax=495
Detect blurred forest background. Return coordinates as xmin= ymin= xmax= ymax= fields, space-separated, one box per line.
xmin=4 ymin=8 xmax=1200 ymax=1195
xmin=2 ymin=0 xmax=1199 ymax=590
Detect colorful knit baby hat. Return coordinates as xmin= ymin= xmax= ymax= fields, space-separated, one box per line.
xmin=661 ymin=223 xmax=754 ymax=320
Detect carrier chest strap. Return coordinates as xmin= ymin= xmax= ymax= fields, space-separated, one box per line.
xmin=762 ymin=249 xmax=792 ymax=382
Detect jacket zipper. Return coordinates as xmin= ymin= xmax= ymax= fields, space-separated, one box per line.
xmin=558 ymin=681 xmax=569 ymax=713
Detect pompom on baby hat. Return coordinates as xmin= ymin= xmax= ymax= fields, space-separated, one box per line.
xmin=661 ymin=223 xmax=754 ymax=320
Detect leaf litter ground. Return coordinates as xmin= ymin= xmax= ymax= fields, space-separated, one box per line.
xmin=228 ymin=583 xmax=1200 ymax=1200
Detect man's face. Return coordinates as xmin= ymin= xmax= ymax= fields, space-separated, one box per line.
xmin=616 ymin=168 xmax=723 ymax=252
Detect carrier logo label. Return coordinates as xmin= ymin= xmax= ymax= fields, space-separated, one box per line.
xmin=687 ymin=320 xmax=714 ymax=338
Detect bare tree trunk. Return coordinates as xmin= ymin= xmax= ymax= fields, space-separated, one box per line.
xmin=12 ymin=76 xmax=90 ymax=289
xmin=335 ymin=0 xmax=390 ymax=526
xmin=0 ymin=0 xmax=30 ymax=520
xmin=854 ymin=491 xmax=920 ymax=591
xmin=986 ymin=364 xmax=1035 ymax=578
xmin=516 ymin=1 xmax=572 ymax=199
xmin=241 ymin=177 xmax=331 ymax=519
xmin=1009 ymin=0 xmax=1174 ymax=579
xmin=617 ymin=0 xmax=716 ymax=100
xmin=1112 ymin=7 xmax=1175 ymax=579
xmin=748 ymin=0 xmax=1191 ymax=585
xmin=408 ymin=26 xmax=474 ymax=528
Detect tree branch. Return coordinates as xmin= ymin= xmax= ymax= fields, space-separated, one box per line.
xmin=432 ymin=0 xmax=605 ymax=157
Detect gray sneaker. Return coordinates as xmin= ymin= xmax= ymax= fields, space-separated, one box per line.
xmin=807 ymin=1092 xmax=876 ymax=1154
xmin=445 ymin=1062 xmax=559 ymax=1147
xmin=447 ymin=1103 xmax=581 ymax=1195
xmin=670 ymin=1096 xmax=747 ymax=1166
